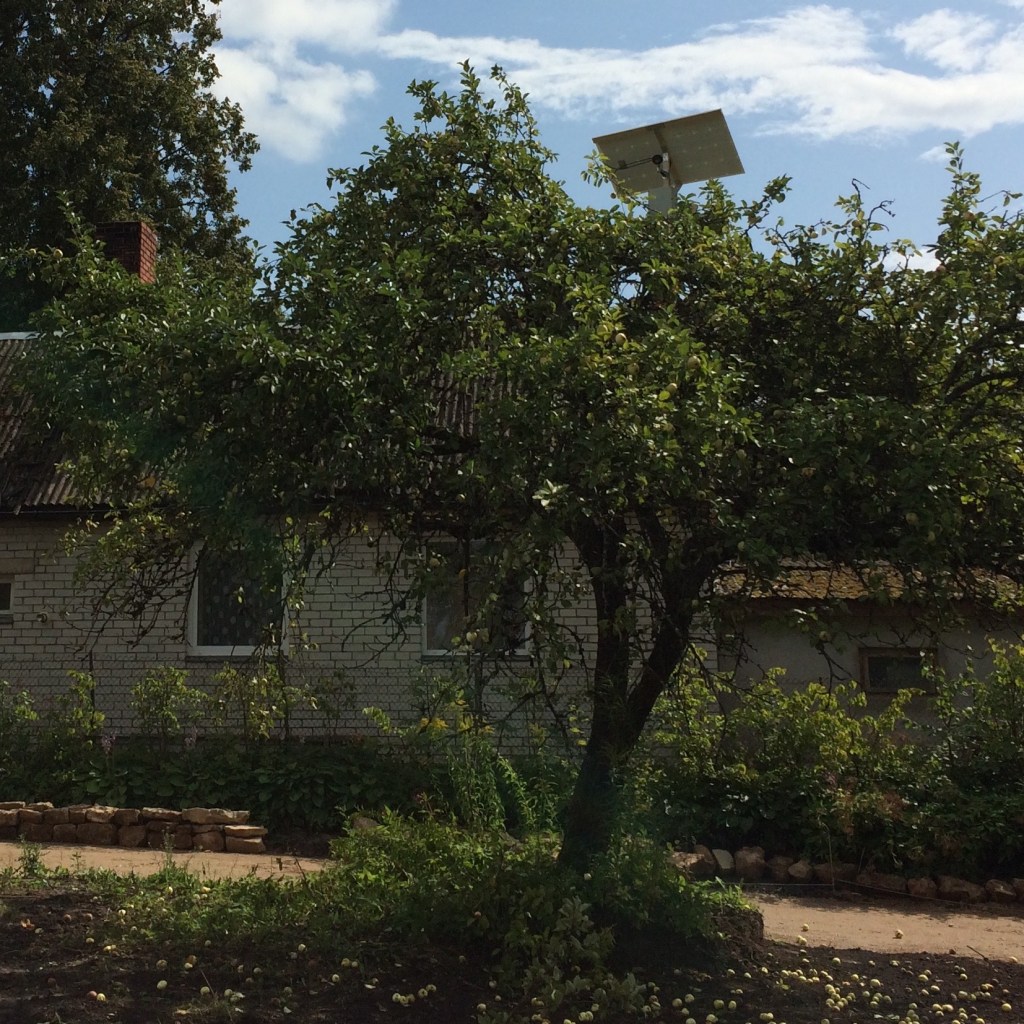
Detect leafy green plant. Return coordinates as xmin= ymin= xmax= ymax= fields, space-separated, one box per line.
xmin=928 ymin=642 xmax=1024 ymax=788
xmin=634 ymin=667 xmax=923 ymax=863
xmin=131 ymin=666 xmax=210 ymax=752
xmin=34 ymin=671 xmax=106 ymax=786
xmin=366 ymin=673 xmax=572 ymax=834
xmin=212 ymin=662 xmax=312 ymax=744
xmin=0 ymin=681 xmax=37 ymax=789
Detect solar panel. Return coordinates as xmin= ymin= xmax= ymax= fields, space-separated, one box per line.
xmin=593 ymin=109 xmax=743 ymax=197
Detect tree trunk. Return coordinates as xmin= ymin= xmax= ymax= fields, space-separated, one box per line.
xmin=558 ymin=515 xmax=633 ymax=870
xmin=558 ymin=740 xmax=620 ymax=871
xmin=557 ymin=515 xmax=704 ymax=871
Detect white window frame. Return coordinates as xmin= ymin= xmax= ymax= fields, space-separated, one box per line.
xmin=186 ymin=549 xmax=286 ymax=658
xmin=421 ymin=540 xmax=530 ymax=658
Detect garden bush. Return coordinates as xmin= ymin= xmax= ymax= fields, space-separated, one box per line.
xmin=631 ymin=668 xmax=923 ymax=863
xmin=8 ymin=648 xmax=1024 ymax=880
xmin=630 ymin=647 xmax=1024 ymax=878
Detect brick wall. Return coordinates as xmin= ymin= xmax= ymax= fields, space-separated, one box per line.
xmin=0 ymin=517 xmax=598 ymax=746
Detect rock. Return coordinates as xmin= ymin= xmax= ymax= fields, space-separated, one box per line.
xmin=52 ymin=823 xmax=78 ymax=843
xmin=907 ymin=876 xmax=938 ymax=899
xmin=985 ymin=879 xmax=1018 ymax=903
xmin=182 ymin=807 xmax=249 ymax=825
xmin=734 ymin=846 xmax=766 ymax=881
xmin=0 ymin=801 xmax=25 ymax=810
xmin=937 ymin=875 xmax=988 ymax=903
xmin=118 ymin=825 xmax=147 ymax=848
xmin=0 ymin=809 xmax=19 ymax=827
xmin=77 ymin=823 xmax=118 ymax=846
xmin=193 ymin=830 xmax=226 ymax=852
xmin=19 ymin=822 xmax=53 ymax=842
xmin=25 ymin=802 xmax=54 ymax=812
xmin=0 ymin=826 xmax=15 ymax=841
xmin=225 ymin=836 xmax=265 ymax=854
xmin=67 ymin=805 xmax=90 ymax=824
xmin=1012 ymin=878 xmax=1024 ymax=900
xmin=42 ymin=807 xmax=70 ymax=825
xmin=855 ymin=870 xmax=908 ymax=895
xmin=112 ymin=808 xmax=141 ymax=826
xmin=813 ymin=861 xmax=857 ymax=885
xmin=669 ymin=851 xmax=711 ymax=878
xmin=18 ymin=808 xmax=43 ymax=824
xmin=84 ymin=805 xmax=118 ymax=823
xmin=767 ymin=855 xmax=795 ymax=882
xmin=349 ymin=814 xmax=381 ymax=832
xmin=788 ymin=859 xmax=815 ymax=883
xmin=141 ymin=807 xmax=181 ymax=823
xmin=146 ymin=826 xmax=191 ymax=850
xmin=712 ymin=848 xmax=735 ymax=877
xmin=223 ymin=824 xmax=267 ymax=839
xmin=147 ymin=830 xmax=172 ymax=850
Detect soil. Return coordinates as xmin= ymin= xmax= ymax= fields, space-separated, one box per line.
xmin=2 ymin=839 xmax=1024 ymax=1023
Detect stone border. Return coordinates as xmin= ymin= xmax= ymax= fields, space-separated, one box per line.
xmin=0 ymin=801 xmax=267 ymax=854
xmin=671 ymin=843 xmax=1024 ymax=905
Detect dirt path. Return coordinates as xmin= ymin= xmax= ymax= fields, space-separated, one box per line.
xmin=756 ymin=889 xmax=1024 ymax=962
xmin=0 ymin=838 xmax=324 ymax=881
xmin=3 ymin=840 xmax=1024 ymax=962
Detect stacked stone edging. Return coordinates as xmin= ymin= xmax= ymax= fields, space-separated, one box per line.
xmin=671 ymin=842 xmax=1024 ymax=905
xmin=0 ymin=802 xmax=266 ymax=854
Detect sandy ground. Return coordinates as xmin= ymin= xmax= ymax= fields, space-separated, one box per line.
xmin=2 ymin=840 xmax=1023 ymax=962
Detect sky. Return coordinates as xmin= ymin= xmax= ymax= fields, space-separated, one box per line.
xmin=206 ymin=0 xmax=1024 ymax=263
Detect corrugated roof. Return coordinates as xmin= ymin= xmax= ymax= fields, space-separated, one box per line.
xmin=0 ymin=333 xmax=83 ymax=512
xmin=716 ymin=560 xmax=1018 ymax=606
xmin=717 ymin=563 xmax=905 ymax=601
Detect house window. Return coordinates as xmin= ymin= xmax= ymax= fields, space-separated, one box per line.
xmin=859 ymin=648 xmax=936 ymax=693
xmin=422 ymin=541 xmax=529 ymax=657
xmin=187 ymin=551 xmax=282 ymax=657
xmin=0 ymin=579 xmax=11 ymax=617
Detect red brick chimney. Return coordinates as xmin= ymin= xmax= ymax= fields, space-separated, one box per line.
xmin=93 ymin=221 xmax=158 ymax=284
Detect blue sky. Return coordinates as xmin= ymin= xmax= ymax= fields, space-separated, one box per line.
xmin=207 ymin=0 xmax=1024 ymax=264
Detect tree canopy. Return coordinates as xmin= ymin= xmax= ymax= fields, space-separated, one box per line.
xmin=23 ymin=67 xmax=1024 ymax=867
xmin=0 ymin=0 xmax=257 ymax=324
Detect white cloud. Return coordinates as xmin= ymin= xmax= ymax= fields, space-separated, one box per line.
xmin=208 ymin=0 xmax=392 ymax=161
xmin=920 ymin=143 xmax=953 ymax=163
xmin=890 ymin=10 xmax=996 ymax=72
xmin=374 ymin=7 xmax=876 ymax=120
xmin=369 ymin=5 xmax=1024 ymax=140
xmin=209 ymin=2 xmax=1024 ymax=161
xmin=884 ymin=248 xmax=942 ymax=272
xmin=213 ymin=44 xmax=377 ymax=161
xmin=214 ymin=0 xmax=396 ymax=51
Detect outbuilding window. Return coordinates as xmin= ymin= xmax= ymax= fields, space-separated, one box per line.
xmin=859 ymin=648 xmax=936 ymax=693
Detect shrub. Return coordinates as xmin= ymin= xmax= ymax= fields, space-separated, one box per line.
xmin=365 ymin=672 xmax=575 ymax=835
xmin=327 ymin=813 xmax=734 ymax=1022
xmin=632 ymin=667 xmax=923 ymax=865
xmin=0 ymin=680 xmax=37 ymax=793
xmin=131 ymin=666 xmax=210 ymax=752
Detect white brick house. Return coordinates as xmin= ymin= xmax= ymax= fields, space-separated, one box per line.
xmin=0 ymin=495 xmax=596 ymax=737
xmin=3 ymin=225 xmax=1018 ymax=739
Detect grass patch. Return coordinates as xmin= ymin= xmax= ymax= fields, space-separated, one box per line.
xmin=4 ymin=817 xmax=1022 ymax=1024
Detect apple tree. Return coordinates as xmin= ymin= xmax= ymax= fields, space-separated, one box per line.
xmin=24 ymin=67 xmax=1024 ymax=868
